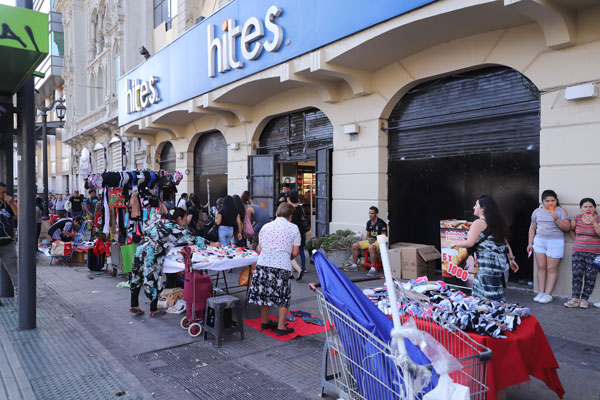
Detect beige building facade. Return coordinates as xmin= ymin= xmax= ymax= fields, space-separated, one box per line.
xmin=114 ymin=0 xmax=600 ymax=300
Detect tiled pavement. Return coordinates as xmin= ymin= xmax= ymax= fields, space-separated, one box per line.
xmin=1 ymin=254 xmax=600 ymax=399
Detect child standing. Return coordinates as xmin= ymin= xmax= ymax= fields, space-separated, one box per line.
xmin=527 ymin=190 xmax=571 ymax=304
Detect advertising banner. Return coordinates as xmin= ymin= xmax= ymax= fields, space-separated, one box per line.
xmin=440 ymin=220 xmax=476 ymax=288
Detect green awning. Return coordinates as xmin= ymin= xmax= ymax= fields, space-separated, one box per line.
xmin=0 ymin=5 xmax=48 ymax=95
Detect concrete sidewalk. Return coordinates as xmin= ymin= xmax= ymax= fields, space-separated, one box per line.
xmin=1 ymin=254 xmax=599 ymax=399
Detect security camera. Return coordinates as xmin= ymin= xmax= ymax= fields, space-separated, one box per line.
xmin=139 ymin=46 xmax=150 ymax=60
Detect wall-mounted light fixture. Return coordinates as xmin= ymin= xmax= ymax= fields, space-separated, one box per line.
xmin=177 ymin=152 xmax=184 ymax=159
xmin=229 ymin=142 xmax=240 ymax=150
xmin=565 ymin=83 xmax=596 ymax=101
xmin=343 ymin=123 xmax=360 ymax=135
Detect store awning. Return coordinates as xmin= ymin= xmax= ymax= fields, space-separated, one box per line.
xmin=0 ymin=5 xmax=49 ymax=95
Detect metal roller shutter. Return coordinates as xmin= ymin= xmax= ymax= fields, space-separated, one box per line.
xmin=194 ymin=131 xmax=228 ymax=206
xmin=159 ymin=142 xmax=176 ymax=174
xmin=388 ymin=67 xmax=540 ymax=161
xmin=110 ymin=143 xmax=122 ymax=171
xmin=94 ymin=149 xmax=105 ymax=173
xmin=194 ymin=131 xmax=227 ymax=175
xmin=258 ymin=108 xmax=333 ymax=161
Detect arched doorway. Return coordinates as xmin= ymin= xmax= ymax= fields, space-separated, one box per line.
xmin=387 ymin=66 xmax=540 ymax=282
xmin=92 ymin=143 xmax=105 ymax=173
xmin=193 ymin=131 xmax=227 ymax=207
xmin=251 ymin=108 xmax=333 ymax=235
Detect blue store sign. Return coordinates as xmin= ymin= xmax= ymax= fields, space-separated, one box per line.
xmin=118 ymin=0 xmax=436 ymax=126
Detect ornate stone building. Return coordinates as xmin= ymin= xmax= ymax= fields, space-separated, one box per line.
xmin=55 ymin=0 xmax=154 ymax=190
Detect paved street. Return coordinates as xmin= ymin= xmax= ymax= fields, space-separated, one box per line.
xmin=1 ymin=253 xmax=599 ymax=399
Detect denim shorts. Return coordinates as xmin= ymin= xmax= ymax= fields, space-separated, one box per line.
xmin=533 ymin=237 xmax=565 ymax=259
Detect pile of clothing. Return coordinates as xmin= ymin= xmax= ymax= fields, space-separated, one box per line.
xmin=364 ymin=278 xmax=531 ymax=338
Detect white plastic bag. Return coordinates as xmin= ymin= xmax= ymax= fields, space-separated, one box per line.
xmin=423 ymin=374 xmax=470 ymax=400
xmin=395 ymin=317 xmax=463 ymax=375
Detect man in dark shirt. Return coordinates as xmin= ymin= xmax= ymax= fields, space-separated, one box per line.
xmin=85 ymin=189 xmax=99 ymax=218
xmin=277 ymin=183 xmax=290 ymax=205
xmin=0 ymin=182 xmax=18 ymax=300
xmin=344 ymin=206 xmax=387 ymax=276
xmin=69 ymin=190 xmax=85 ymax=218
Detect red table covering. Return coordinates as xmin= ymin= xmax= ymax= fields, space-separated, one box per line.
xmin=390 ymin=314 xmax=564 ymax=399
xmin=466 ymin=315 xmax=564 ymax=399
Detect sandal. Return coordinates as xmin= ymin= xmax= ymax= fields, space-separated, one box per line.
xmin=129 ymin=307 xmax=144 ymax=316
xmin=563 ymin=298 xmax=580 ymax=308
xmin=579 ymin=300 xmax=589 ymax=309
xmin=150 ymin=310 xmax=166 ymax=318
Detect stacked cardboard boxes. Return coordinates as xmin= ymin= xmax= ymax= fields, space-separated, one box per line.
xmin=387 ymin=242 xmax=441 ymax=280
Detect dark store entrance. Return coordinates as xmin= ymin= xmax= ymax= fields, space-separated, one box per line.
xmin=388 ymin=67 xmax=541 ymax=282
xmin=250 ymin=108 xmax=332 ymax=236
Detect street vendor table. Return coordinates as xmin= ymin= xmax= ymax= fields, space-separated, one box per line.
xmin=466 ymin=315 xmax=564 ymax=400
xmin=398 ymin=314 xmax=564 ymax=400
xmin=162 ymin=246 xmax=258 ymax=298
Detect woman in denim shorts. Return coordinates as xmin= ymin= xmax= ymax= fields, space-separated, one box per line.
xmin=527 ymin=190 xmax=571 ymax=303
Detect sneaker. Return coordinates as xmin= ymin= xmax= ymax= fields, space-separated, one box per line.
xmin=366 ymin=268 xmax=377 ymax=277
xmin=344 ymin=265 xmax=358 ymax=272
xmin=538 ymin=293 xmax=553 ymax=304
xmin=533 ymin=293 xmax=544 ymax=302
xmin=593 ymin=302 xmax=600 ymax=309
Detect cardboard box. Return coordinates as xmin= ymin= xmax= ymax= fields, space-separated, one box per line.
xmin=72 ymin=250 xmax=86 ymax=263
xmin=388 ymin=248 xmax=403 ymax=280
xmin=390 ymin=242 xmax=440 ymax=280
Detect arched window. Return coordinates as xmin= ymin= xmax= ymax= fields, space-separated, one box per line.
xmin=97 ymin=67 xmax=104 ymax=106
xmin=89 ymin=74 xmax=96 ymax=111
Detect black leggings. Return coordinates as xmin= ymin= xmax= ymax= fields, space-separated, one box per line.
xmin=130 ymin=285 xmax=158 ymax=312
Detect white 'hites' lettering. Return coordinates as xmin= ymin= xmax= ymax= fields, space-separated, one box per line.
xmin=126 ymin=77 xmax=160 ymax=114
xmin=208 ymin=5 xmax=283 ymax=78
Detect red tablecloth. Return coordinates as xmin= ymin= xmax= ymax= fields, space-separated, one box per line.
xmin=391 ymin=314 xmax=563 ymax=399
xmin=466 ymin=315 xmax=564 ymax=399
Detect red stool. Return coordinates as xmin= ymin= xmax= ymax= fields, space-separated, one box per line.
xmin=363 ymin=247 xmax=383 ymax=272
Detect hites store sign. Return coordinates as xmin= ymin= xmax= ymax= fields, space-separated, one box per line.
xmin=207 ymin=6 xmax=283 ymax=77
xmin=118 ymin=0 xmax=437 ymax=126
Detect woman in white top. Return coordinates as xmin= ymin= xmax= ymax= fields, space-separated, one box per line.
xmin=527 ymin=190 xmax=571 ymax=304
xmin=248 ymin=202 xmax=300 ymax=336
xmin=177 ymin=193 xmax=188 ymax=210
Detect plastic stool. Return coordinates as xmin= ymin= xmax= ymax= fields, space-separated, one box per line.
xmin=203 ymin=295 xmax=244 ymax=347
xmin=363 ymin=247 xmax=383 ymax=272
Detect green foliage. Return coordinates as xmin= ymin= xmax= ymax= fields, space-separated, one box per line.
xmin=306 ymin=230 xmax=359 ymax=251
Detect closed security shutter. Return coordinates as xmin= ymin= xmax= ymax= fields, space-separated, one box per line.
xmin=388 ymin=67 xmax=540 ymax=161
xmin=110 ymin=143 xmax=122 ymax=171
xmin=194 ymin=132 xmax=227 ymax=175
xmin=94 ymin=149 xmax=105 ymax=173
xmin=258 ymin=108 xmax=333 ymax=161
xmin=159 ymin=142 xmax=176 ymax=174
xmin=194 ymin=131 xmax=228 ymax=207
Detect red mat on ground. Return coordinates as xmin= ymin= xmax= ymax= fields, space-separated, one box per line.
xmin=244 ymin=315 xmax=331 ymax=342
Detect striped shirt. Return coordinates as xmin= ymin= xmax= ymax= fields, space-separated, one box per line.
xmin=573 ymin=214 xmax=600 ymax=253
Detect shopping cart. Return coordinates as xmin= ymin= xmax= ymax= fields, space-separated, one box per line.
xmin=316 ymin=235 xmax=492 ymax=400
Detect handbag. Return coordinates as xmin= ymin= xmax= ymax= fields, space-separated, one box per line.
xmin=243 ymin=213 xmax=254 ymax=238
xmin=204 ymin=219 xmax=219 ymax=242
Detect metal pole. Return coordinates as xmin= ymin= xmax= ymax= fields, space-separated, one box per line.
xmin=0 ymin=134 xmax=14 ymax=298
xmin=41 ymin=111 xmax=49 ymax=218
xmin=17 ymin=0 xmax=37 ymax=331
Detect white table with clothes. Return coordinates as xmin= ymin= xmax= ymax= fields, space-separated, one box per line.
xmin=163 ymin=245 xmax=259 ymax=297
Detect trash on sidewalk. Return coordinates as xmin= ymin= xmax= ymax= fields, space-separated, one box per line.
xmin=116 ymin=281 xmax=130 ymax=289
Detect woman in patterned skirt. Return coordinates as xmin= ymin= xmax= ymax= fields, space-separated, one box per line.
xmin=129 ymin=208 xmax=213 ymax=317
xmin=248 ymin=202 xmax=300 ymax=336
xmin=452 ymin=195 xmax=519 ymax=301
